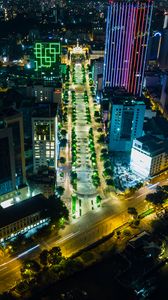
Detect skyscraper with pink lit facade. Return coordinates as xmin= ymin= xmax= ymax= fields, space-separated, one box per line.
xmin=103 ymin=0 xmax=153 ymax=96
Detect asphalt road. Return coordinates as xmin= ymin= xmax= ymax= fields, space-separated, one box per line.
xmin=0 ymin=177 xmax=168 ymax=292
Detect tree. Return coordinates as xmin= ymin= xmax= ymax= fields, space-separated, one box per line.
xmin=101 ymin=152 xmax=109 ymax=160
xmin=97 ymin=127 xmax=103 ymax=133
xmin=48 ymin=195 xmax=69 ymax=222
xmin=96 ymin=195 xmax=102 ymax=207
xmin=59 ymin=157 xmax=66 ymax=164
xmin=146 ymin=190 xmax=166 ymax=210
xmin=61 ymin=129 xmax=67 ymax=136
xmin=55 ymin=186 xmax=65 ymax=196
xmin=60 ymin=138 xmax=67 ymax=147
xmin=71 ymin=171 xmax=77 ymax=180
xmin=116 ymin=230 xmax=121 ymax=239
xmin=104 ymin=160 xmax=111 ymax=168
xmin=127 ymin=207 xmax=138 ymax=219
xmin=103 ymin=168 xmax=113 ymax=177
xmin=101 ymin=148 xmax=107 ymax=154
xmin=94 ymin=111 xmax=100 ymax=118
xmin=49 ymin=247 xmax=62 ymax=265
xmin=106 ymin=178 xmax=114 ymax=186
xmin=62 ymin=258 xmax=83 ymax=276
xmin=21 ymin=259 xmax=41 ymax=280
xmin=40 ymin=250 xmax=49 ymax=266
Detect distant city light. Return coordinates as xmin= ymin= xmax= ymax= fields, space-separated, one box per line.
xmin=154 ymin=32 xmax=162 ymax=37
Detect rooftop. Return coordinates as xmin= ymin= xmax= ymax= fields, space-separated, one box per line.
xmin=32 ymin=103 xmax=58 ymax=118
xmin=111 ymin=88 xmax=145 ymax=106
xmin=144 ymin=116 xmax=168 ymax=138
xmin=0 ymin=107 xmax=22 ymax=121
xmin=134 ymin=135 xmax=168 ymax=156
xmin=0 ymin=194 xmax=48 ymax=228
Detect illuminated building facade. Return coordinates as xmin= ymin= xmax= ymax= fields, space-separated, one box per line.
xmin=130 ymin=135 xmax=168 ymax=178
xmin=34 ymin=42 xmax=61 ymax=81
xmin=103 ymin=0 xmax=153 ymax=96
xmin=0 ymin=194 xmax=49 ymax=242
xmin=32 ymin=104 xmax=58 ymax=173
xmin=159 ymin=12 xmax=168 ymax=70
xmin=26 ymin=84 xmax=62 ymax=104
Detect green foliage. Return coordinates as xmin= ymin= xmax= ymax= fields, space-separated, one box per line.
xmin=48 ymin=195 xmax=69 ymax=222
xmin=60 ymin=138 xmax=67 ymax=147
xmin=60 ymin=129 xmax=67 ymax=136
xmin=72 ymin=194 xmax=77 ymax=215
xmin=104 ymin=160 xmax=111 ymax=168
xmin=96 ymin=195 xmax=102 ymax=207
xmin=97 ymin=134 xmax=105 ymax=143
xmin=55 ymin=186 xmax=65 ymax=196
xmin=103 ymin=168 xmax=113 ymax=177
xmin=40 ymin=250 xmax=49 ymax=266
xmin=146 ymin=190 xmax=166 ymax=207
xmin=94 ymin=111 xmax=100 ymax=118
xmin=59 ymin=157 xmax=66 ymax=164
xmin=49 ymin=247 xmax=62 ymax=265
xmin=21 ymin=259 xmax=41 ymax=280
xmin=123 ymin=229 xmax=131 ymax=236
xmin=97 ymin=127 xmax=103 ymax=132
xmin=105 ymin=178 xmax=114 ymax=186
xmin=127 ymin=207 xmax=138 ymax=219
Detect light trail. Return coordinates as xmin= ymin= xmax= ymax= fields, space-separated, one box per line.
xmin=56 ymin=231 xmax=80 ymax=244
xmin=0 ymin=244 xmax=40 ymax=268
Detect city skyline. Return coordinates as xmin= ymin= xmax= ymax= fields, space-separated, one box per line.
xmin=0 ymin=0 xmax=168 ymax=299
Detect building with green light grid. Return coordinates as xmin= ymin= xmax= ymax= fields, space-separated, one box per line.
xmin=34 ymin=42 xmax=61 ymax=81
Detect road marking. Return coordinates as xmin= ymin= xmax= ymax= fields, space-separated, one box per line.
xmin=125 ymin=196 xmax=133 ymax=200
xmin=0 ymin=267 xmax=7 ymax=272
xmin=56 ymin=231 xmax=80 ymax=244
xmin=148 ymin=182 xmax=160 ymax=189
xmin=136 ymin=192 xmax=148 ymax=199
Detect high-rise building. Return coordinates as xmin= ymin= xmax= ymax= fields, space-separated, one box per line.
xmin=147 ymin=31 xmax=162 ymax=62
xmin=0 ymin=108 xmax=26 ymax=192
xmin=103 ymin=0 xmax=153 ymax=96
xmin=32 ymin=103 xmax=58 ymax=173
xmin=130 ymin=135 xmax=168 ymax=178
xmin=92 ymin=58 xmax=104 ymax=86
xmin=159 ymin=11 xmax=168 ymax=70
xmin=160 ymin=74 xmax=168 ymax=111
xmin=108 ymin=89 xmax=145 ymax=151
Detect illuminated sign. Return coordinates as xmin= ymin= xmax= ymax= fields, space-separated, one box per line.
xmin=34 ymin=42 xmax=61 ymax=71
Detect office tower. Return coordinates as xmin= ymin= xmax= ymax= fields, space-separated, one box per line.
xmin=108 ymin=89 xmax=145 ymax=151
xmin=163 ymin=10 xmax=168 ymax=29
xmin=0 ymin=108 xmax=26 ymax=191
xmin=103 ymin=0 xmax=153 ymax=96
xmin=34 ymin=42 xmax=61 ymax=82
xmin=147 ymin=31 xmax=162 ymax=62
xmin=159 ymin=11 xmax=168 ymax=70
xmin=32 ymin=103 xmax=58 ymax=173
xmin=92 ymin=58 xmax=104 ymax=86
xmin=160 ymin=74 xmax=168 ymax=111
